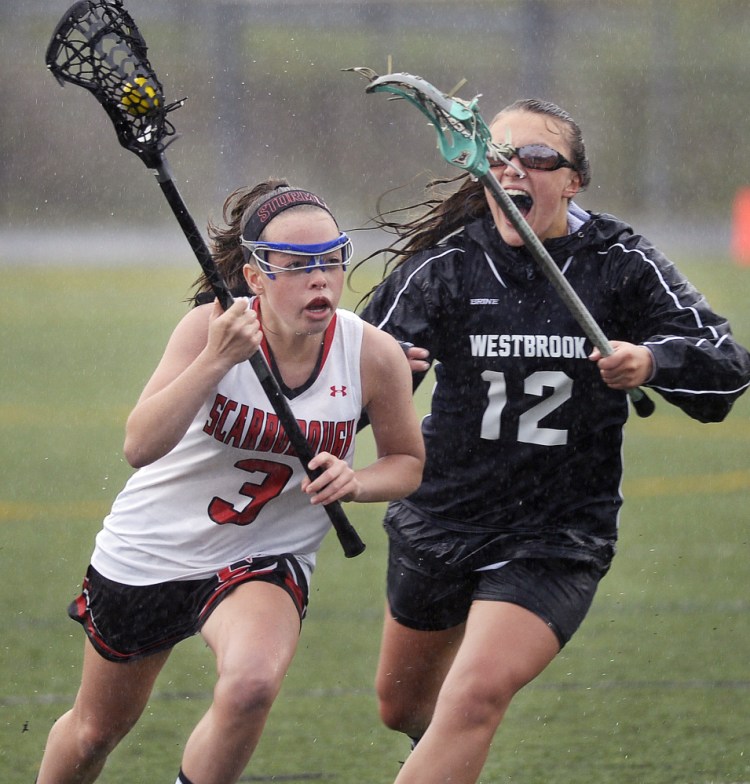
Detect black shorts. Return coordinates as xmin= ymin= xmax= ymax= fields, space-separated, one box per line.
xmin=68 ymin=555 xmax=309 ymax=662
xmin=386 ymin=528 xmax=606 ymax=648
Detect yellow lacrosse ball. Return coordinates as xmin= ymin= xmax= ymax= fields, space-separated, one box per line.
xmin=120 ymin=76 xmax=160 ymax=116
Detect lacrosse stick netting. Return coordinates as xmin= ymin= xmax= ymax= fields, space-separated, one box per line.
xmin=45 ymin=0 xmax=182 ymax=169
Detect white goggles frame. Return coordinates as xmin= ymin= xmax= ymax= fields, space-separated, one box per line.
xmin=241 ymin=232 xmax=353 ymax=279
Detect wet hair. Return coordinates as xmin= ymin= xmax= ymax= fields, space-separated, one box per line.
xmin=494 ymin=98 xmax=591 ymax=189
xmin=354 ymin=98 xmax=589 ymax=299
xmin=192 ymin=178 xmax=334 ymax=301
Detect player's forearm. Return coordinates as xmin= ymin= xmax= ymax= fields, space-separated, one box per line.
xmin=352 ymin=453 xmax=424 ymax=503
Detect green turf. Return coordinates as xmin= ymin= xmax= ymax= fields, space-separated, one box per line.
xmin=1 ymin=260 xmax=749 ymax=783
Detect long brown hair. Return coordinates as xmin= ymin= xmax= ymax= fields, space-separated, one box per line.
xmin=348 ymin=172 xmax=485 ymax=308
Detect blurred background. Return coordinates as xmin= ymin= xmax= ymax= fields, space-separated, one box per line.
xmin=3 ymin=0 xmax=750 ymax=267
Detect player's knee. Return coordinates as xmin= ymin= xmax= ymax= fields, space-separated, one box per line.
xmin=376 ymin=690 xmax=425 ymax=735
xmin=375 ymin=676 xmax=403 ymax=729
xmin=214 ymin=670 xmax=280 ymax=720
xmin=444 ymin=677 xmax=514 ymax=730
xmin=75 ymin=715 xmax=130 ymax=761
xmin=378 ymin=702 xmax=408 ymax=733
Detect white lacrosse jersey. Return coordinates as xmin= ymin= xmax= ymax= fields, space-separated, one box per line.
xmin=91 ymin=307 xmax=363 ymax=586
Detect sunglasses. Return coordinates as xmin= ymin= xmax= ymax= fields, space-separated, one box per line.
xmin=488 ymin=143 xmax=575 ymax=173
xmin=240 ymin=232 xmax=353 ymax=280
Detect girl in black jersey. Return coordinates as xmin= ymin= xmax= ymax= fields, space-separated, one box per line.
xmin=360 ymin=99 xmax=750 ymax=784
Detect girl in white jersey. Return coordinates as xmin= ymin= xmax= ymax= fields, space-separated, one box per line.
xmin=36 ymin=180 xmax=425 ymax=784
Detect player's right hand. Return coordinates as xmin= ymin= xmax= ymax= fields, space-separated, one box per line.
xmin=402 ymin=343 xmax=431 ymax=373
xmin=207 ymin=297 xmax=263 ymax=366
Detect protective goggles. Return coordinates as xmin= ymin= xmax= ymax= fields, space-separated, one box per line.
xmin=241 ymin=232 xmax=353 ymax=279
xmin=488 ymin=143 xmax=575 ymax=173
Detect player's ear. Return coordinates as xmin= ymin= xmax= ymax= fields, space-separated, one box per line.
xmin=243 ymin=263 xmax=265 ymax=295
xmin=562 ymin=169 xmax=582 ymax=199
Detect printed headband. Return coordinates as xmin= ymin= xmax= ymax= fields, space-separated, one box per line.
xmin=241 ymin=187 xmax=335 ymax=244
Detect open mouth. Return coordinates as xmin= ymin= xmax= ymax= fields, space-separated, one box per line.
xmin=305 ymin=297 xmax=331 ymax=315
xmin=506 ymin=189 xmax=533 ymax=217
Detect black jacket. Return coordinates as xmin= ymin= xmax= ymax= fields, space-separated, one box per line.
xmin=361 ymin=210 xmax=750 ymax=567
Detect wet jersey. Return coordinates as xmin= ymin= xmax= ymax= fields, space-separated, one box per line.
xmin=361 ymin=210 xmax=750 ymax=567
xmin=92 ymin=305 xmax=363 ymax=585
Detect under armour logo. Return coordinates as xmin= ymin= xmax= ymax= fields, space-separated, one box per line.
xmin=330 ymin=385 xmax=347 ymax=397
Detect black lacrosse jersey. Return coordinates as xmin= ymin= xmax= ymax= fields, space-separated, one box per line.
xmin=361 ymin=211 xmax=750 ymax=567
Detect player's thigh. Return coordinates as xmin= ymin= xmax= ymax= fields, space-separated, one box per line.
xmin=472 ymin=557 xmax=604 ymax=648
xmin=200 ymin=580 xmax=301 ymax=683
xmin=375 ymin=606 xmax=464 ymax=705
xmin=73 ymin=638 xmax=170 ymax=732
xmin=442 ymin=600 xmax=559 ymax=707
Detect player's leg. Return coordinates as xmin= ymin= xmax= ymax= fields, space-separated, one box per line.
xmin=392 ymin=558 xmax=605 ymax=784
xmin=375 ymin=608 xmax=464 ymax=740
xmin=178 ymin=580 xmax=302 ymax=784
xmin=394 ymin=600 xmax=559 ymax=784
xmin=36 ymin=638 xmax=170 ymax=784
xmin=375 ymin=515 xmax=479 ymax=745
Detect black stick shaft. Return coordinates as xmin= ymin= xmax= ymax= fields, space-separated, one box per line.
xmin=151 ymin=160 xmax=366 ymax=557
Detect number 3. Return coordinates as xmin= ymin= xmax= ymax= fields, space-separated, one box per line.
xmin=480 ymin=370 xmax=572 ymax=446
xmin=208 ymin=458 xmax=293 ymax=526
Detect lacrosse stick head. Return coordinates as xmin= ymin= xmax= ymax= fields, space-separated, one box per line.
xmin=45 ymin=0 xmax=182 ymax=169
xmin=350 ymin=69 xmax=520 ymax=179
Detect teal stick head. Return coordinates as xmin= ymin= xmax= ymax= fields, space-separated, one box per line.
xmin=349 ymin=69 xmax=518 ymax=179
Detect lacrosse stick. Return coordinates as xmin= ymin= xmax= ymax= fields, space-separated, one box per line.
xmin=351 ymin=68 xmax=655 ymax=418
xmin=45 ymin=0 xmax=366 ymax=557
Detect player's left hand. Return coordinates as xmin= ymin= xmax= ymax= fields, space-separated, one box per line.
xmin=589 ymin=341 xmax=654 ymax=390
xmin=302 ymin=452 xmax=361 ymax=505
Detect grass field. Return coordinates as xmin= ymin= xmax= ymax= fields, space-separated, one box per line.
xmin=1 ymin=259 xmax=749 ymax=783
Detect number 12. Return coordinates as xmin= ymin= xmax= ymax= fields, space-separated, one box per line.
xmin=480 ymin=370 xmax=572 ymax=446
